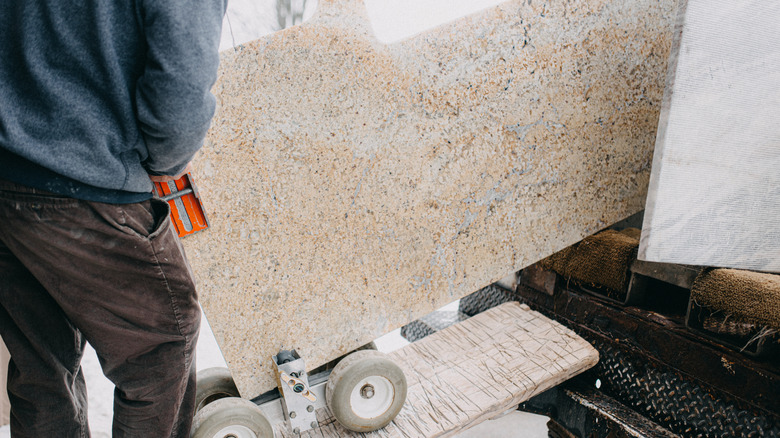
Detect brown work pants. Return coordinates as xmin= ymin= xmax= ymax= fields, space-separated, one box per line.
xmin=0 ymin=178 xmax=200 ymax=438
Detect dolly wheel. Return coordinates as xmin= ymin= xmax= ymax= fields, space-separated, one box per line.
xmin=195 ymin=367 xmax=240 ymax=412
xmin=190 ymin=397 xmax=274 ymax=438
xmin=325 ymin=350 xmax=407 ymax=432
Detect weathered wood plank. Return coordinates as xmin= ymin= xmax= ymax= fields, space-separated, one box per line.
xmin=640 ymin=0 xmax=780 ymax=273
xmin=274 ymin=303 xmax=599 ymax=437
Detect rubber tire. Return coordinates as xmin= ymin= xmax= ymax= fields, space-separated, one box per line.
xmin=325 ymin=350 xmax=407 ymax=432
xmin=190 ymin=397 xmax=274 ymax=438
xmin=195 ymin=367 xmax=240 ymax=412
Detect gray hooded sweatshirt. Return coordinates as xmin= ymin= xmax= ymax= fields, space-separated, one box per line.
xmin=0 ymin=0 xmax=227 ymax=202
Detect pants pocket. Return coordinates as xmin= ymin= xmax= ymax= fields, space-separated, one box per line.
xmin=146 ymin=198 xmax=174 ymax=239
xmin=89 ymin=198 xmax=171 ymax=239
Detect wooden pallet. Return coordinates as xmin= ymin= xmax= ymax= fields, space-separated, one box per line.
xmin=274 ymin=302 xmax=599 ymax=437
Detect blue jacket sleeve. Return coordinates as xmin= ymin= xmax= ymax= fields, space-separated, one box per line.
xmin=136 ymin=0 xmax=227 ymax=176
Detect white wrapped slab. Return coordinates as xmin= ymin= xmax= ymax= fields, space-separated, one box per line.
xmin=187 ymin=0 xmax=676 ymax=398
xmin=639 ymin=0 xmax=780 ymax=273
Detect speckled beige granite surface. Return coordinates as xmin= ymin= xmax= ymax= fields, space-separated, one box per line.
xmin=186 ymin=0 xmax=676 ymax=398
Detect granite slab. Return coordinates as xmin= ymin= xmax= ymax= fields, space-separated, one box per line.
xmin=639 ymin=0 xmax=780 ymax=273
xmin=186 ymin=0 xmax=677 ymax=398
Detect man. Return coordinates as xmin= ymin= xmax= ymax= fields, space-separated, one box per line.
xmin=0 ymin=0 xmax=226 ymax=436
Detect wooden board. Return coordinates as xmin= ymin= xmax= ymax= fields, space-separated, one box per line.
xmin=639 ymin=0 xmax=780 ymax=273
xmin=274 ymin=302 xmax=599 ymax=437
xmin=186 ymin=0 xmax=676 ymax=398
